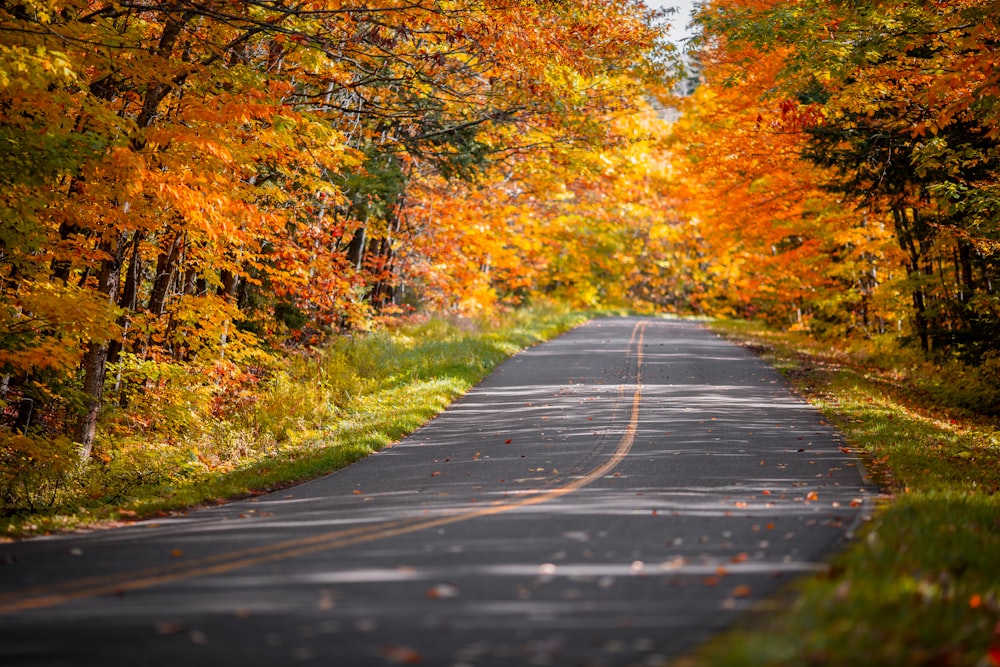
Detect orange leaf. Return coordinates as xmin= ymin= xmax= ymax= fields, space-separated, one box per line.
xmin=731 ymin=584 xmax=752 ymax=598
xmin=381 ymin=646 xmax=424 ymax=664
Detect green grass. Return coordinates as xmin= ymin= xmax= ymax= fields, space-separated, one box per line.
xmin=1 ymin=306 xmax=590 ymax=538
xmin=686 ymin=320 xmax=1000 ymax=667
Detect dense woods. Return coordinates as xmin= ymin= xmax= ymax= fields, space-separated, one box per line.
xmin=0 ymin=0 xmax=667 ymax=507
xmin=2 ymin=0 xmax=999 ymax=516
xmin=668 ymin=0 xmax=1000 ymax=365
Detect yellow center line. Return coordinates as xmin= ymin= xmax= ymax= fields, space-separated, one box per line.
xmin=0 ymin=519 xmax=417 ymax=608
xmin=1 ymin=321 xmax=647 ymax=616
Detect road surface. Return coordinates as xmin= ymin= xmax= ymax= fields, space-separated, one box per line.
xmin=0 ymin=317 xmax=873 ymax=666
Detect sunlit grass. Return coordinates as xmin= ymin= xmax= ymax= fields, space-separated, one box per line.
xmin=1 ymin=306 xmax=590 ymax=537
xmin=686 ymin=320 xmax=1000 ymax=667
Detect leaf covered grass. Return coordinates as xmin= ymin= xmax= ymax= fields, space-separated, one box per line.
xmin=686 ymin=320 xmax=1000 ymax=667
xmin=1 ymin=306 xmax=589 ymax=538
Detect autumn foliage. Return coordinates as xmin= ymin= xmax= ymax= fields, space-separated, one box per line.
xmin=4 ymin=0 xmax=1000 ymax=513
xmin=0 ymin=0 xmax=672 ymax=505
xmin=667 ymin=0 xmax=1000 ymax=357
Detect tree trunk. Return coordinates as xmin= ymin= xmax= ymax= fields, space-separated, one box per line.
xmin=957 ymin=239 xmax=975 ymax=298
xmin=74 ymin=235 xmax=126 ymax=460
xmin=118 ymin=230 xmax=144 ymax=313
xmin=347 ymin=225 xmax=367 ymax=272
xmin=148 ymin=234 xmax=181 ymax=315
xmin=220 ymin=269 xmax=240 ymax=300
xmin=75 ymin=341 xmax=111 ymax=459
xmin=108 ymin=230 xmax=144 ymax=366
xmin=892 ymin=206 xmax=930 ymax=353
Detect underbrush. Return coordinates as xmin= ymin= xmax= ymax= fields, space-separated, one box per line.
xmin=1 ymin=306 xmax=589 ymax=537
xmin=689 ymin=320 xmax=1000 ymax=667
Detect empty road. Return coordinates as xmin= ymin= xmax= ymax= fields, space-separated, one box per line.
xmin=0 ymin=317 xmax=873 ymax=666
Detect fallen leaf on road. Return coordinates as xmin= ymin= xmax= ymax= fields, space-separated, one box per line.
xmin=731 ymin=585 xmax=752 ymax=598
xmin=317 ymin=591 xmax=335 ymax=610
xmin=170 ymin=549 xmax=183 ymax=558
xmin=806 ymin=491 xmax=819 ymax=501
xmin=155 ymin=621 xmax=185 ymax=635
xmin=661 ymin=557 xmax=685 ymax=571
xmin=426 ymin=583 xmax=460 ymax=599
xmin=381 ymin=646 xmax=424 ymax=664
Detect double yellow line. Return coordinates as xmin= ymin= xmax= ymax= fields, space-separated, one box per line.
xmin=0 ymin=321 xmax=647 ymax=616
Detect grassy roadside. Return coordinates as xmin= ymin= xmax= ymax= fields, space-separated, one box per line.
xmin=1 ymin=306 xmax=590 ymax=539
xmin=686 ymin=320 xmax=1000 ymax=667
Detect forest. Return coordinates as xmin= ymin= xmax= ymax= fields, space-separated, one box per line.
xmin=1 ymin=0 xmax=998 ymax=519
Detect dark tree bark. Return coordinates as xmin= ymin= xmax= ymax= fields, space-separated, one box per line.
xmin=148 ymin=234 xmax=182 ymax=315
xmin=893 ymin=206 xmax=931 ymax=353
xmin=75 ymin=235 xmax=127 ymax=459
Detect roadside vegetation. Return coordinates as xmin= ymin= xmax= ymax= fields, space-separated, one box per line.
xmin=0 ymin=307 xmax=588 ymax=538
xmin=692 ymin=319 xmax=1000 ymax=667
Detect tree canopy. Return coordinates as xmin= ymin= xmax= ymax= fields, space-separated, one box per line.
xmin=4 ymin=0 xmax=1000 ymax=504
xmin=0 ymin=0 xmax=666 ymax=471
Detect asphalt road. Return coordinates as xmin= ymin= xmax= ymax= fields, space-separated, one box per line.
xmin=0 ymin=317 xmax=874 ymax=667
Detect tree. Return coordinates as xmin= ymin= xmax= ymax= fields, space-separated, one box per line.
xmin=0 ymin=0 xmax=666 ymax=465
xmin=674 ymin=0 xmax=1000 ymax=354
